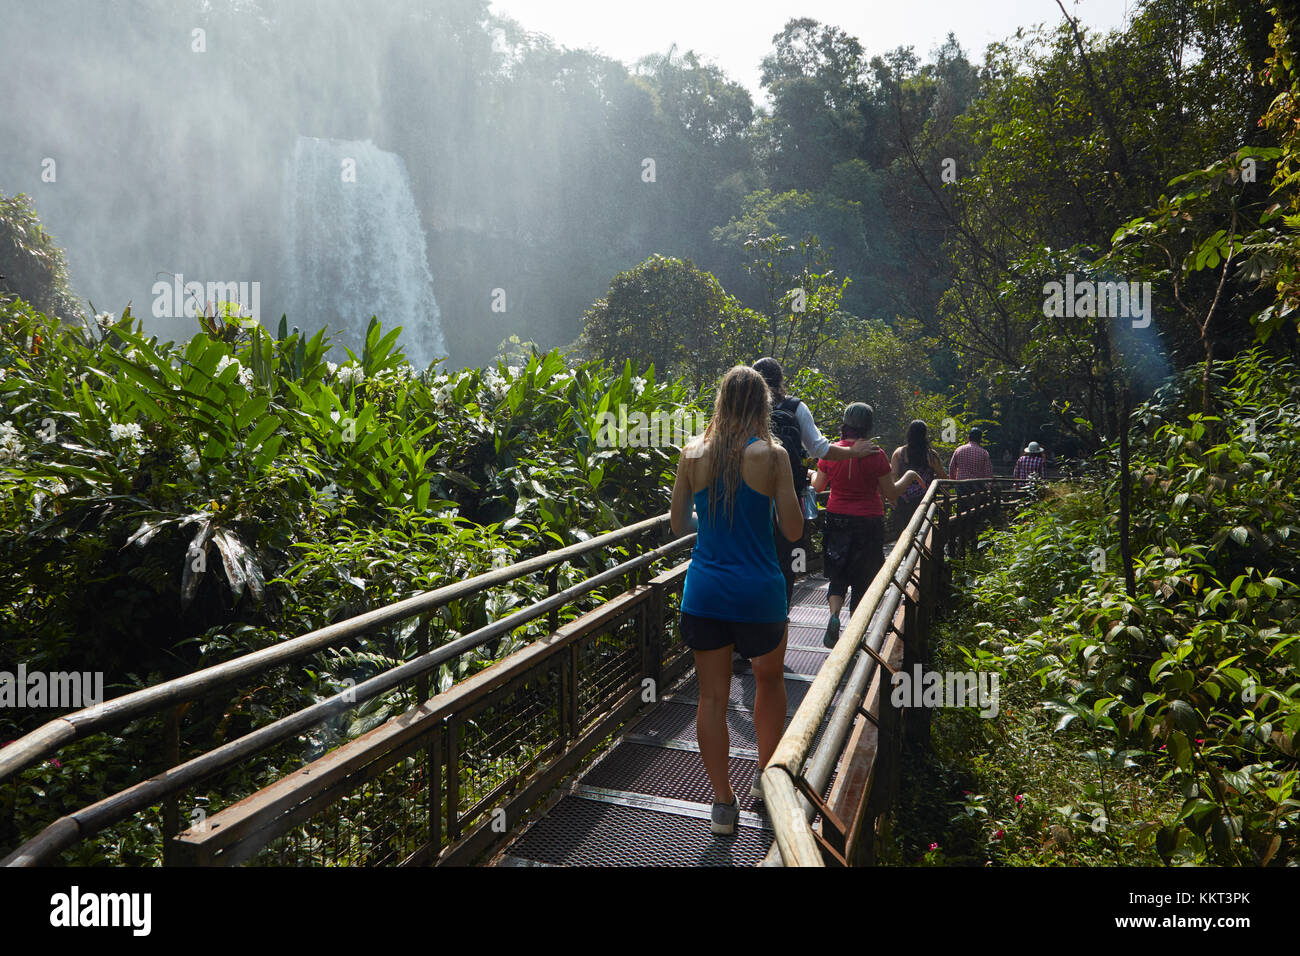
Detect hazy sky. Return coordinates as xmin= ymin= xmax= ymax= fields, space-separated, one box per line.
xmin=488 ymin=0 xmax=1136 ymax=95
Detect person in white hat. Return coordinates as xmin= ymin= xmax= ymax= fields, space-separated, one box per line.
xmin=1013 ymin=441 xmax=1047 ymax=483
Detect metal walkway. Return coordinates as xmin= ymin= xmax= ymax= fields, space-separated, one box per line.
xmin=2 ymin=481 xmax=1014 ymax=868
xmin=493 ymin=575 xmax=846 ymax=866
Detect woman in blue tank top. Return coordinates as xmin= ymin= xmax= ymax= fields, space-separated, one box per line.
xmin=670 ymin=365 xmax=803 ymax=835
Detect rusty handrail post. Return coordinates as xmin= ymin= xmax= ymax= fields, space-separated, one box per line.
xmin=547 ymin=565 xmax=560 ymax=634
xmin=428 ymin=728 xmax=443 ymax=861
xmin=566 ymin=645 xmax=581 ymax=738
xmin=415 ymin=613 xmax=431 ymax=705
xmin=446 ymin=722 xmax=460 ymax=843
xmin=161 ymin=703 xmax=182 ymax=867
xmin=645 ymin=576 xmax=664 ymax=700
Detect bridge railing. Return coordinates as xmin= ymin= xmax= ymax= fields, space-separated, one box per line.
xmin=130 ymin=496 xmax=843 ymax=865
xmin=761 ymin=477 xmax=1024 ymax=866
xmin=165 ymin=480 xmax=1023 ymax=867
xmin=167 ymin=558 xmax=696 ymax=866
xmin=1 ymin=510 xmax=692 ymax=866
xmin=4 ymin=469 xmax=1036 ymax=867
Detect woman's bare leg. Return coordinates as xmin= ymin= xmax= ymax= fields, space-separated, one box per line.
xmin=750 ymin=631 xmax=788 ymax=769
xmin=693 ymin=646 xmax=735 ymax=804
xmin=828 ymin=593 xmax=845 ymax=619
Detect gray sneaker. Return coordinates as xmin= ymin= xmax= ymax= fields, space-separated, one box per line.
xmin=750 ymin=769 xmax=765 ymax=801
xmin=711 ymin=797 xmax=739 ymax=835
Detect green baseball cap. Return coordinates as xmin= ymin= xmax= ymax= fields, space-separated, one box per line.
xmin=842 ymin=402 xmax=874 ymax=432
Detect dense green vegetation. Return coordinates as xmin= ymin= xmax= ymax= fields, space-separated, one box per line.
xmin=878 ymin=3 xmax=1300 ymax=867
xmin=2 ymin=0 xmax=1299 ymax=866
xmin=889 ymin=351 xmax=1300 ymax=866
xmin=0 ymin=298 xmax=699 ymax=860
xmin=0 ymin=194 xmax=81 ymax=325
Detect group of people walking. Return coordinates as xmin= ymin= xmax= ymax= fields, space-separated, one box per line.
xmin=671 ymin=357 xmax=1050 ymax=836
xmin=672 ymin=358 xmax=929 ymax=835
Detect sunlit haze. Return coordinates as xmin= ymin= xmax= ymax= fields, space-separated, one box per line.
xmin=489 ymin=0 xmax=1137 ymax=97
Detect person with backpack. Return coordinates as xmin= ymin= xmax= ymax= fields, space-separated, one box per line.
xmin=751 ymin=357 xmax=878 ymax=606
xmin=890 ymin=420 xmax=948 ymax=536
xmin=813 ymin=403 xmax=928 ymax=647
xmin=671 ymin=365 xmax=802 ymax=835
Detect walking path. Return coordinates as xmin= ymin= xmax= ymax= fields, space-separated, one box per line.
xmin=492 ymin=574 xmax=855 ymax=866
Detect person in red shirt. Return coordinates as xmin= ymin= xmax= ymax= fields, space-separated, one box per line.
xmin=812 ymin=403 xmax=928 ymax=647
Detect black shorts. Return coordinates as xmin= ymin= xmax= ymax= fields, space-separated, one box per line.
xmin=680 ymin=611 xmax=785 ymax=659
xmin=823 ymin=513 xmax=884 ymax=599
xmin=892 ymin=496 xmax=920 ymax=536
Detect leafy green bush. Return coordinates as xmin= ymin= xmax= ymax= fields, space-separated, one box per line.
xmin=0 ymin=193 xmax=82 ymax=324
xmin=0 ymin=295 xmax=701 ymax=862
xmin=959 ymin=350 xmax=1300 ymax=865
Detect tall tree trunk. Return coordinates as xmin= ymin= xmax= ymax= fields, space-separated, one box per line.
xmin=1118 ymin=384 xmax=1136 ymax=599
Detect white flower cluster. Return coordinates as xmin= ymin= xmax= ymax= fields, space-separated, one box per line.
xmin=631 ymin=376 xmax=647 ymax=397
xmin=213 ymin=353 xmax=250 ymax=387
xmin=429 ymin=373 xmax=456 ymax=412
xmin=0 ymin=420 xmax=25 ymax=463
xmin=109 ymin=421 xmax=146 ymax=455
xmin=0 ymin=367 xmax=8 ymax=383
xmin=325 ymin=361 xmax=338 ymax=377
xmin=109 ymin=421 xmax=143 ymax=443
xmin=216 ymin=354 xmax=254 ymax=388
xmin=336 ymin=364 xmax=366 ymax=387
xmin=180 ymin=445 xmax=201 ymax=474
xmin=483 ymin=367 xmax=507 ymax=399
xmin=94 ymin=311 xmax=115 ymax=330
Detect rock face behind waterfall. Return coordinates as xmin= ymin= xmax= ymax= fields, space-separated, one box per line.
xmin=283 ymin=136 xmax=445 ymax=368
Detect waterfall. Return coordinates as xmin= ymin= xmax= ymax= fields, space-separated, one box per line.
xmin=282 ymin=136 xmax=446 ymax=369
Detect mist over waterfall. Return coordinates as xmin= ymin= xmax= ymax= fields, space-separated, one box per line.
xmin=0 ymin=0 xmax=766 ymax=366
xmin=283 ymin=137 xmax=445 ymax=369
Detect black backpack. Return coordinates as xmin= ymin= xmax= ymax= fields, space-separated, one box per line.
xmin=771 ymin=396 xmax=808 ymax=490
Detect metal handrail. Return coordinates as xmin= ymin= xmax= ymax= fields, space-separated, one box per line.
xmin=170 ymin=561 xmax=695 ymax=866
xmin=0 ymin=510 xmax=673 ymax=784
xmin=3 ymin=468 xmax=1035 ymax=866
xmin=763 ymin=477 xmax=1019 ymax=866
xmin=2 ymin=529 xmax=697 ymax=866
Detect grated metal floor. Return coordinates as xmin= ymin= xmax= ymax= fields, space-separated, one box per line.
xmin=491 ymin=573 xmax=852 ymax=867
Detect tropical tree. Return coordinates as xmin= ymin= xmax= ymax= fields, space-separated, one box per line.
xmin=576 ymin=255 xmax=734 ymax=387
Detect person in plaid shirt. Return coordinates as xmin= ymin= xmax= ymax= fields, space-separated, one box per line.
xmin=1013 ymin=442 xmax=1047 ymax=483
xmin=948 ymin=427 xmax=993 ymax=481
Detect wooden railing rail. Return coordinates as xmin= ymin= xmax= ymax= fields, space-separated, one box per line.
xmin=762 ymin=478 xmax=1023 ymax=866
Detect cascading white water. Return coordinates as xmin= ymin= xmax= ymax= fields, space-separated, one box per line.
xmin=282 ymin=136 xmax=446 ymax=368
